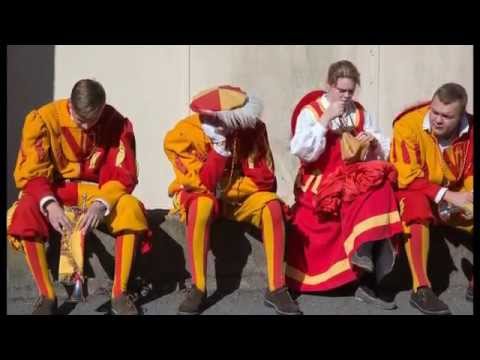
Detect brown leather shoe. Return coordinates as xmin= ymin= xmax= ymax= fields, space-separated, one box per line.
xmin=111 ymin=293 xmax=139 ymax=315
xmin=410 ymin=287 xmax=451 ymax=315
xmin=264 ymin=287 xmax=303 ymax=315
xmin=177 ymin=286 xmax=206 ymax=315
xmin=32 ymin=296 xmax=58 ymax=315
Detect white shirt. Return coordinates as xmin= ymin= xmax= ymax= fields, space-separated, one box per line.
xmin=290 ymin=94 xmax=390 ymax=163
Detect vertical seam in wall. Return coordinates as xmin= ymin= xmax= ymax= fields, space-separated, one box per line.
xmin=53 ymin=45 xmax=56 ymax=98
xmin=376 ymin=45 xmax=381 ymax=127
xmin=187 ymin=45 xmax=191 ymax=115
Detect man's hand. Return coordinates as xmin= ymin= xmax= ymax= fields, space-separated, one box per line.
xmin=443 ymin=190 xmax=473 ymax=209
xmin=78 ymin=201 xmax=107 ymax=236
xmin=46 ymin=201 xmax=73 ymax=235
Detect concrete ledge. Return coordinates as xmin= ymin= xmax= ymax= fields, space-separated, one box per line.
xmin=7 ymin=209 xmax=473 ymax=304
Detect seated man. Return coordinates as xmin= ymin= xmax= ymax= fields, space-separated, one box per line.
xmin=390 ymin=82 xmax=473 ymax=315
xmin=7 ymin=79 xmax=149 ymax=315
xmin=164 ymin=85 xmax=301 ymax=315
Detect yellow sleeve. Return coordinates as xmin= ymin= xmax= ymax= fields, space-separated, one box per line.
xmin=163 ymin=125 xmax=207 ymax=193
xmin=13 ymin=110 xmax=54 ymax=189
xmin=462 ymin=175 xmax=473 ymax=192
xmin=389 ymin=120 xmax=424 ymax=189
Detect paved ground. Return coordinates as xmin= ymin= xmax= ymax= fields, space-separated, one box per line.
xmin=7 ymin=278 xmax=473 ymax=316
xmin=7 ymin=213 xmax=474 ymax=316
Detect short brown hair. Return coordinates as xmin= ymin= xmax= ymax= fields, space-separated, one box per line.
xmin=433 ymin=83 xmax=468 ymax=113
xmin=70 ymin=79 xmax=106 ymax=120
xmin=327 ymin=60 xmax=361 ymax=87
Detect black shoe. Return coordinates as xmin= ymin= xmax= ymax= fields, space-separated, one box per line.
xmin=32 ymin=296 xmax=58 ymax=315
xmin=351 ymin=252 xmax=374 ymax=273
xmin=410 ymin=287 xmax=451 ymax=315
xmin=355 ymin=285 xmax=397 ymax=310
xmin=111 ymin=293 xmax=139 ymax=315
xmin=177 ymin=286 xmax=206 ymax=315
xmin=264 ymin=287 xmax=303 ymax=315
xmin=466 ymin=285 xmax=473 ymax=302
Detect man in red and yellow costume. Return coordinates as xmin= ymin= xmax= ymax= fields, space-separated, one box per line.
xmin=164 ymin=85 xmax=302 ymax=315
xmin=390 ymin=82 xmax=473 ymax=315
xmin=7 ymin=79 xmax=149 ymax=315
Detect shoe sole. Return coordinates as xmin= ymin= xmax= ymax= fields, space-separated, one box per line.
xmin=264 ymin=299 xmax=302 ymax=315
xmin=111 ymin=309 xmax=139 ymax=315
xmin=355 ymin=293 xmax=397 ymax=310
xmin=177 ymin=310 xmax=200 ymax=315
xmin=409 ymin=299 xmax=451 ymax=315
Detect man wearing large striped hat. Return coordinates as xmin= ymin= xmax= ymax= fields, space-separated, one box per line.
xmin=390 ymin=83 xmax=474 ymax=315
xmin=164 ymin=85 xmax=302 ymax=315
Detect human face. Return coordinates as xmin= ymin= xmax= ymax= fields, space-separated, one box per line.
xmin=429 ymin=96 xmax=463 ymax=140
xmin=68 ymin=101 xmax=105 ymax=131
xmin=327 ymin=77 xmax=356 ymax=104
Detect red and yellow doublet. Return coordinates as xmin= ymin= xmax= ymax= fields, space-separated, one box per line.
xmin=7 ymin=99 xmax=148 ymax=300
xmin=390 ymin=102 xmax=473 ymax=290
xmin=164 ymin=114 xmax=286 ymax=291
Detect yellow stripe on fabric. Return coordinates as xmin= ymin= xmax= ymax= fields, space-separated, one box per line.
xmin=119 ymin=233 xmax=136 ymax=292
xmin=192 ymin=197 xmax=214 ymax=291
xmin=261 ymin=206 xmax=275 ymax=291
xmin=286 ymin=258 xmax=350 ymax=286
xmin=344 ymin=211 xmax=400 ymax=255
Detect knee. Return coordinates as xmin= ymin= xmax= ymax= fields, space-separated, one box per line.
xmin=397 ymin=191 xmax=433 ymax=225
xmin=8 ymin=193 xmax=49 ymax=239
xmin=114 ymin=194 xmax=143 ymax=214
xmin=109 ymin=194 xmax=148 ymax=232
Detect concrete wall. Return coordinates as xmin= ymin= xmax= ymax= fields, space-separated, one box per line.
xmin=8 ymin=45 xmax=472 ymax=210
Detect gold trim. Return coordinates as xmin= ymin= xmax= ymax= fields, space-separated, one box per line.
xmin=344 ymin=211 xmax=400 ymax=254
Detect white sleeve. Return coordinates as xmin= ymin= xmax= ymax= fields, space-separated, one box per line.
xmin=434 ymin=187 xmax=449 ymax=204
xmin=39 ymin=195 xmax=58 ymax=216
xmin=201 ymin=123 xmax=231 ymax=157
xmin=290 ymin=108 xmax=328 ymax=163
xmin=363 ymin=111 xmax=391 ymax=160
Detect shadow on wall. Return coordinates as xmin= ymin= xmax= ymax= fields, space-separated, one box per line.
xmin=7 ymin=45 xmax=55 ymax=207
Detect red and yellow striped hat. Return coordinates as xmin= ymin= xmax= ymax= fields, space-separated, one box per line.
xmin=190 ymin=85 xmax=248 ymax=113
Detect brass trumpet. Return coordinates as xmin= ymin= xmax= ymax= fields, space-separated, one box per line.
xmin=61 ymin=193 xmax=88 ymax=303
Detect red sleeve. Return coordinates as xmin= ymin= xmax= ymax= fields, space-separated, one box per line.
xmin=23 ymin=176 xmax=54 ymax=203
xmin=406 ymin=178 xmax=442 ymax=201
xmin=199 ymin=148 xmax=229 ymax=193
